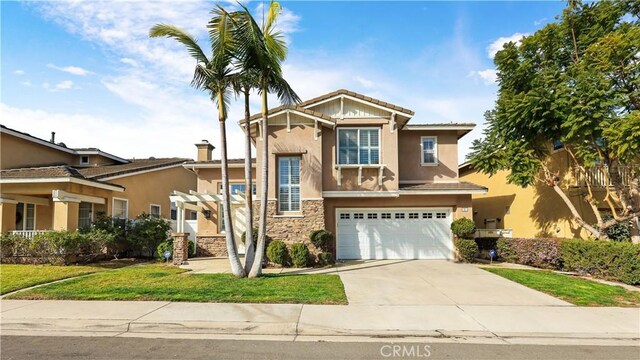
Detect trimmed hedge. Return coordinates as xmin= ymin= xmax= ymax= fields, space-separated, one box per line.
xmin=454 ymin=239 xmax=478 ymax=263
xmin=451 ymin=218 xmax=476 ymax=239
xmin=266 ymin=240 xmax=289 ymax=266
xmin=495 ymin=237 xmax=640 ymax=285
xmin=562 ymin=240 xmax=640 ymax=285
xmin=309 ymin=230 xmax=334 ymax=252
xmin=317 ymin=252 xmax=334 ymax=266
xmin=0 ymin=230 xmax=114 ymax=265
xmin=290 ymin=243 xmax=310 ymax=268
xmin=496 ymin=237 xmax=563 ymax=269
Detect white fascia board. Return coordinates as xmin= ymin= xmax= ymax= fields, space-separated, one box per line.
xmin=322 ymin=191 xmax=399 ymax=198
xmin=0 ymin=177 xmax=124 ymax=192
xmin=75 ymin=150 xmax=129 ymax=164
xmin=404 ymin=125 xmax=476 ymax=131
xmin=398 ymin=189 xmax=488 ymax=195
xmin=184 ymin=163 xmax=251 ymax=169
xmin=52 ymin=190 xmax=105 ymax=204
xmin=99 ymin=163 xmax=185 ymax=180
xmin=304 ymin=94 xmax=414 ymax=118
xmin=1 ymin=127 xmax=77 ymax=155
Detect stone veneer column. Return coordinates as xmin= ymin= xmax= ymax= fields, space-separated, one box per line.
xmin=172 ymin=232 xmax=189 ymax=265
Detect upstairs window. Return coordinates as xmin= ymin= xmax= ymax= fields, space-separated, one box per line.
xmin=80 ymin=156 xmax=89 ymax=165
xmin=338 ymin=128 xmax=380 ymax=165
xmin=150 ymin=204 xmax=161 ymax=218
xmin=421 ymin=136 xmax=438 ymax=165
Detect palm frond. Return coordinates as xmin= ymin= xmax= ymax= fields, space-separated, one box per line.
xmin=208 ymin=6 xmax=236 ymax=74
xmin=149 ymin=24 xmax=209 ymax=64
xmin=264 ymin=1 xmax=282 ymax=34
xmin=268 ymin=75 xmax=300 ymax=105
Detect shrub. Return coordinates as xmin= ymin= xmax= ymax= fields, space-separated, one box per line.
xmin=309 ymin=230 xmax=334 ymax=251
xmin=562 ymin=240 xmax=640 ymax=285
xmin=92 ymin=213 xmax=132 ymax=257
xmin=495 ymin=238 xmax=563 ymax=269
xmin=241 ymin=228 xmax=259 ymax=245
xmin=266 ymin=240 xmax=289 ymax=266
xmin=317 ymin=252 xmax=334 ymax=266
xmin=451 ymin=218 xmax=476 ymax=239
xmin=0 ymin=233 xmax=29 ymax=258
xmin=454 ymin=238 xmax=478 ymax=262
xmin=129 ymin=213 xmax=172 ymax=257
xmin=290 ymin=243 xmax=310 ymax=268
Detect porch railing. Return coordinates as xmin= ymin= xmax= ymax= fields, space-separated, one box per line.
xmin=475 ymin=229 xmax=513 ymax=238
xmin=9 ymin=230 xmax=51 ymax=239
xmin=574 ymin=166 xmax=637 ymax=188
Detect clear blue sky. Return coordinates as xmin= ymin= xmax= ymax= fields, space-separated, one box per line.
xmin=1 ymin=1 xmax=566 ymax=161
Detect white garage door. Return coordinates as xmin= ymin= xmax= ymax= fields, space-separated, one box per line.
xmin=336 ymin=208 xmax=453 ymax=260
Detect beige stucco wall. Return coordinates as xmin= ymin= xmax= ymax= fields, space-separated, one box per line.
xmin=254 ymin=123 xmax=323 ymax=201
xmin=109 ymin=165 xmax=196 ymax=220
xmin=1 ymin=132 xmax=77 ymax=170
xmin=460 ymin=154 xmax=597 ymax=239
xmin=0 ymin=203 xmax=17 ymax=233
xmin=52 ymin=201 xmax=79 ymax=231
xmin=398 ymin=130 xmax=459 ymax=182
xmin=196 ymin=167 xmax=255 ymax=235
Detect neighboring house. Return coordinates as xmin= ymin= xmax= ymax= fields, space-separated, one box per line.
xmin=0 ymin=125 xmax=196 ymax=236
xmin=171 ymin=89 xmax=487 ymax=260
xmin=459 ymin=144 xmax=637 ymax=239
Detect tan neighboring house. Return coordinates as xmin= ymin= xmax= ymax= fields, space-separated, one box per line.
xmin=459 ymin=143 xmax=637 ymax=239
xmin=0 ymin=125 xmax=196 ymax=236
xmin=171 ymin=89 xmax=487 ymax=260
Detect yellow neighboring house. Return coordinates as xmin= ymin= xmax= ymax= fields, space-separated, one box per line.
xmin=459 ymin=145 xmax=637 ymax=239
xmin=0 ymin=125 xmax=196 ymax=236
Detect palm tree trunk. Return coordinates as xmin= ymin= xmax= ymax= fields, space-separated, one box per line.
xmin=218 ymin=91 xmax=246 ymax=277
xmin=242 ymin=88 xmax=256 ymax=272
xmin=249 ymin=89 xmax=269 ymax=278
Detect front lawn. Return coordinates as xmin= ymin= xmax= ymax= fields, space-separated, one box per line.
xmin=0 ymin=260 xmax=136 ymax=295
xmin=483 ymin=267 xmax=640 ymax=307
xmin=6 ymin=264 xmax=348 ymax=305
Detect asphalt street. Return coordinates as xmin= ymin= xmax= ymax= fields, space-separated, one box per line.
xmin=1 ymin=336 xmax=638 ymax=360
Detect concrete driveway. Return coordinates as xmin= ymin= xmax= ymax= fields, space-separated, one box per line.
xmin=334 ymin=260 xmax=571 ymax=306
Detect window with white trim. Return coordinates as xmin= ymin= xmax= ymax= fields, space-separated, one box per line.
xmin=436 ymin=212 xmax=447 ymax=219
xmin=170 ymin=203 xmax=177 ymax=220
xmin=150 ymin=204 xmax=161 ymax=218
xmin=112 ymin=198 xmax=128 ymax=219
xmin=421 ymin=136 xmax=437 ymax=165
xmin=337 ymin=128 xmax=380 ymax=165
xmin=367 ymin=213 xmax=378 ymax=219
xmin=381 ymin=213 xmax=391 ymax=219
xmin=15 ymin=202 xmax=35 ymax=231
xmin=78 ymin=202 xmax=93 ymax=228
xmin=395 ymin=213 xmax=405 ymax=219
xmin=340 ymin=213 xmax=350 ymax=220
xmin=278 ymin=157 xmax=301 ymax=212
xmin=353 ymin=213 xmax=364 ymax=219
xmin=409 ymin=213 xmax=419 ymax=219
xmin=80 ymin=156 xmax=89 ymax=165
xmin=422 ymin=213 xmax=433 ymax=219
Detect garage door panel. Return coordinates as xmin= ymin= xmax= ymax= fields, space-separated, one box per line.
xmin=336 ymin=208 xmax=453 ymax=260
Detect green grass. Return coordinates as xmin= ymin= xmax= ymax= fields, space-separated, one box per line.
xmin=483 ymin=267 xmax=640 ymax=307
xmin=0 ymin=260 xmax=136 ymax=295
xmin=6 ymin=263 xmax=348 ymax=305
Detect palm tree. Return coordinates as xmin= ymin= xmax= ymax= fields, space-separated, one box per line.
xmin=231 ymin=70 xmax=259 ymax=272
xmin=149 ymin=6 xmax=246 ymax=277
xmin=231 ymin=1 xmax=300 ymax=278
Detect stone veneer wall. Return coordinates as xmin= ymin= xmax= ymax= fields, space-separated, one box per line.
xmin=253 ymin=199 xmax=325 ymax=250
xmin=196 ymin=235 xmax=228 ymax=257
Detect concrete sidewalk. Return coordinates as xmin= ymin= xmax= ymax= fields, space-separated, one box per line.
xmin=2 ymin=300 xmax=638 ymax=344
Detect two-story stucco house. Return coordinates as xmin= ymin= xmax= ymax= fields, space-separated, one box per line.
xmin=171 ymin=90 xmax=487 ymax=260
xmin=0 ymin=125 xmax=196 ymax=236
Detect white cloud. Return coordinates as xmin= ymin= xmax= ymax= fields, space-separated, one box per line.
xmin=14 ymin=70 xmax=25 ymax=75
xmin=54 ymin=80 xmax=74 ymax=90
xmin=353 ymin=76 xmax=375 ymax=89
xmin=534 ymin=18 xmax=547 ymax=26
xmin=120 ymin=58 xmax=139 ymax=67
xmin=0 ymin=103 xmax=216 ymax=160
xmin=468 ymin=69 xmax=497 ymax=85
xmin=47 ymin=63 xmax=93 ymax=76
xmin=20 ymin=80 xmax=32 ymax=87
xmin=487 ymin=32 xmax=529 ymax=59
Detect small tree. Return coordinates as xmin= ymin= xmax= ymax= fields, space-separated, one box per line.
xmin=470 ymin=0 xmax=640 ymax=242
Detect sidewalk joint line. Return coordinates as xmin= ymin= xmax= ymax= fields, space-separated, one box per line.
xmin=294 ymin=304 xmax=304 ymax=337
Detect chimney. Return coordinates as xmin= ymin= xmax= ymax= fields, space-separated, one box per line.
xmin=195 ymin=140 xmax=215 ymax=161
xmin=50 ymin=132 xmax=56 ymax=143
